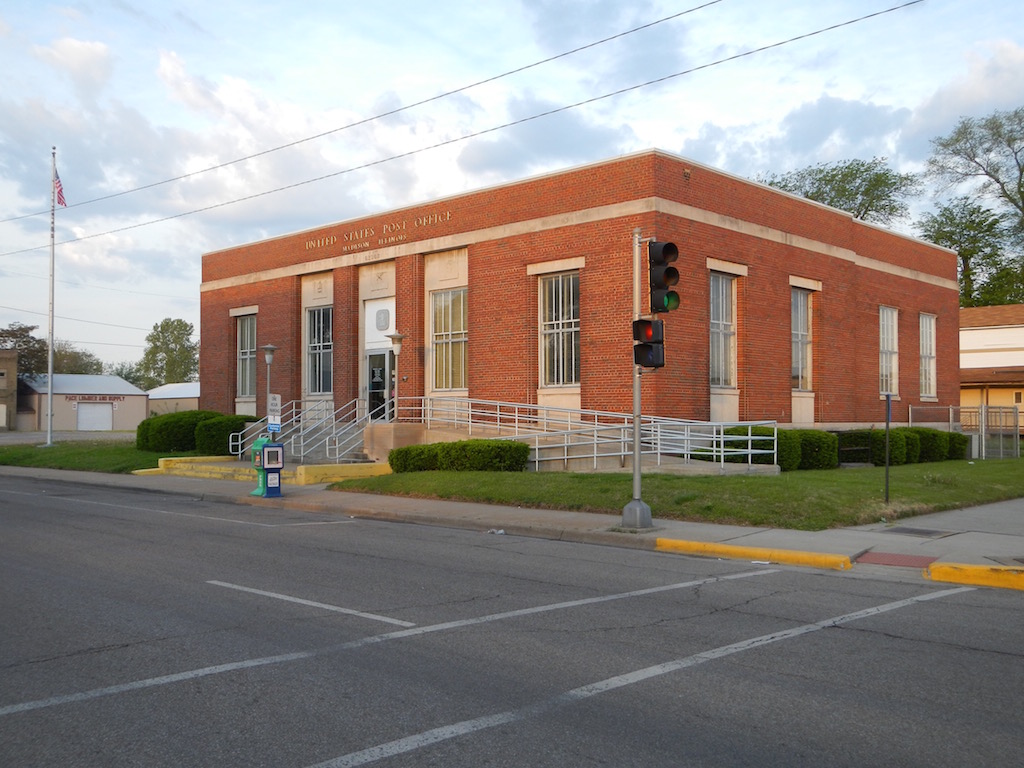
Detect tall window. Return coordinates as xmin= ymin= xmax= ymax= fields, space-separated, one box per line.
xmin=433 ymin=288 xmax=468 ymax=390
xmin=920 ymin=313 xmax=936 ymax=398
xmin=791 ymin=288 xmax=812 ymax=391
xmin=709 ymin=272 xmax=736 ymax=387
xmin=236 ymin=315 xmax=256 ymax=398
xmin=541 ymin=272 xmax=580 ymax=386
xmin=307 ymin=306 xmax=333 ymax=394
xmin=879 ymin=306 xmax=899 ymax=395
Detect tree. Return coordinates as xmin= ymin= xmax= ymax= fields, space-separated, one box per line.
xmin=927 ymin=106 xmax=1024 ymax=242
xmin=0 ymin=322 xmax=48 ymax=377
xmin=105 ymin=360 xmax=149 ymax=390
xmin=917 ymin=197 xmax=1011 ymax=306
xmin=139 ymin=318 xmax=199 ymax=387
xmin=758 ymin=156 xmax=922 ymax=225
xmin=53 ymin=339 xmax=104 ymax=374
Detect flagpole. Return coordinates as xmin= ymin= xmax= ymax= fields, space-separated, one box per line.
xmin=47 ymin=147 xmax=56 ymax=446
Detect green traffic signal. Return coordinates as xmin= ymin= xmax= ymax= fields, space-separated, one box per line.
xmin=649 ymin=241 xmax=680 ymax=314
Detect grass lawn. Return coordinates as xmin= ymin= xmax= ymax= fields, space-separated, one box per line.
xmin=0 ymin=440 xmax=196 ymax=474
xmin=2 ymin=440 xmax=1022 ymax=531
xmin=330 ymin=459 xmax=1024 ymax=530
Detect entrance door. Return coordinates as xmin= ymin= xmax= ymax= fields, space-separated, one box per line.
xmin=367 ymin=350 xmax=394 ymax=421
xmin=77 ymin=402 xmax=113 ymax=431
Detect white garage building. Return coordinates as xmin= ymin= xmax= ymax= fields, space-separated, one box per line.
xmin=18 ymin=374 xmax=148 ymax=433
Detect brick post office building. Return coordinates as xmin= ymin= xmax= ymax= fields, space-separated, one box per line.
xmin=199 ymin=150 xmax=959 ymax=431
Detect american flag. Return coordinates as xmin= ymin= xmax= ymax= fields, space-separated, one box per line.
xmin=54 ymin=168 xmax=66 ymax=207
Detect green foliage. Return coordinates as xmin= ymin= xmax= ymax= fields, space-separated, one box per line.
xmin=759 ymin=156 xmax=921 ymax=225
xmin=894 ymin=428 xmax=921 ymax=464
xmin=195 ymin=415 xmax=250 ymax=455
xmin=53 ymin=339 xmax=103 ymax=375
xmin=138 ymin=410 xmax=223 ymax=452
xmin=389 ymin=439 xmax=529 ymax=473
xmin=793 ymin=430 xmax=839 ymax=470
xmin=389 ymin=444 xmax=441 ymax=473
xmin=140 ymin=318 xmax=199 ymax=388
xmin=870 ymin=428 xmax=906 ymax=466
xmin=909 ymin=428 xmax=951 ymax=463
xmin=0 ymin=322 xmax=47 ymax=377
xmin=948 ymin=431 xmax=971 ymax=460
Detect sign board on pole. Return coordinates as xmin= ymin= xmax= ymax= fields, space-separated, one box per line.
xmin=268 ymin=393 xmax=282 ymax=432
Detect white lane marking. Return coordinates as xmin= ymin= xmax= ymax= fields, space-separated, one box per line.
xmin=208 ymin=581 xmax=416 ymax=628
xmin=2 ymin=490 xmax=350 ymax=528
xmin=307 ymin=586 xmax=976 ymax=768
xmin=0 ymin=569 xmax=774 ymax=717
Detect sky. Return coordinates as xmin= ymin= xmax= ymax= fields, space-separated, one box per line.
xmin=1 ymin=0 xmax=1023 ymax=370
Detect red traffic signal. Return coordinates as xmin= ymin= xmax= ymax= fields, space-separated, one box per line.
xmin=632 ymin=319 xmax=665 ymax=368
xmin=649 ymin=241 xmax=680 ymax=313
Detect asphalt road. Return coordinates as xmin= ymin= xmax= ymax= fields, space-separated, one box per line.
xmin=2 ymin=475 xmax=1022 ymax=767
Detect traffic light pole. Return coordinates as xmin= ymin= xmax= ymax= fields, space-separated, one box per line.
xmin=622 ymin=227 xmax=653 ymax=529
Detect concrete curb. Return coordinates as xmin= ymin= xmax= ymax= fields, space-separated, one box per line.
xmin=924 ymin=563 xmax=1024 ymax=591
xmin=654 ymin=538 xmax=853 ymax=571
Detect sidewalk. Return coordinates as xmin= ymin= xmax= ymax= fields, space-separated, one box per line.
xmin=3 ymin=459 xmax=1023 ymax=591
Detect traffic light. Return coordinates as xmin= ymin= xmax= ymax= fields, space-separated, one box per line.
xmin=632 ymin=318 xmax=665 ymax=368
xmin=649 ymin=241 xmax=680 ymax=313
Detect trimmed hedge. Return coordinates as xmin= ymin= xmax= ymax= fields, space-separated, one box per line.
xmin=948 ymin=431 xmax=970 ymax=460
xmin=793 ymin=429 xmax=838 ymax=470
xmin=870 ymin=428 xmax=906 ymax=466
xmin=389 ymin=439 xmax=530 ymax=473
xmin=195 ymin=415 xmax=250 ymax=455
xmin=136 ymin=410 xmax=223 ymax=452
xmin=894 ymin=428 xmax=921 ymax=465
xmin=910 ymin=427 xmax=950 ymax=463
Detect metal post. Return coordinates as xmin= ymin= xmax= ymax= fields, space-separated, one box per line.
xmin=622 ymin=228 xmax=652 ymax=529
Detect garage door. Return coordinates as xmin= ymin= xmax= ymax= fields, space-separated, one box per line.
xmin=77 ymin=402 xmax=113 ymax=431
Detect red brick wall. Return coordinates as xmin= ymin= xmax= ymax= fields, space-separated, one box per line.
xmin=200 ymin=151 xmax=959 ymax=425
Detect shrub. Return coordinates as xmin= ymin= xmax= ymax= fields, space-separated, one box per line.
xmin=948 ymin=431 xmax=970 ymax=460
xmin=389 ymin=439 xmax=529 ymax=473
xmin=437 ymin=439 xmax=530 ymax=471
xmin=136 ymin=416 xmax=154 ymax=451
xmin=793 ymin=429 xmax=839 ymax=470
xmin=195 ymin=415 xmax=250 ymax=455
xmin=145 ymin=410 xmax=223 ymax=452
xmin=894 ymin=428 xmax=921 ymax=464
xmin=389 ymin=443 xmax=440 ymax=473
xmin=910 ymin=427 xmax=950 ymax=463
xmin=870 ymin=428 xmax=906 ymax=466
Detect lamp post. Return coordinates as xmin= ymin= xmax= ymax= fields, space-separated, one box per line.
xmin=386 ymin=332 xmax=405 ymax=421
xmin=261 ymin=344 xmax=278 ymax=413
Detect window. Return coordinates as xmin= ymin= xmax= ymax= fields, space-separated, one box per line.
xmin=879 ymin=306 xmax=899 ymax=395
xmin=307 ymin=306 xmax=333 ymax=394
xmin=236 ymin=315 xmax=256 ymax=398
xmin=432 ymin=288 xmax=467 ymax=390
xmin=791 ymin=288 xmax=812 ymax=391
xmin=541 ymin=272 xmax=580 ymax=386
xmin=919 ymin=313 xmax=936 ymax=398
xmin=709 ymin=272 xmax=736 ymax=387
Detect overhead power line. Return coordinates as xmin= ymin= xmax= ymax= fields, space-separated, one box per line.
xmin=0 ymin=0 xmax=726 ymax=224
xmin=0 ymin=0 xmax=924 ymax=261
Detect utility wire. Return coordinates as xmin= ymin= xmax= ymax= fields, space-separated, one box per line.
xmin=0 ymin=0 xmax=925 ymax=259
xmin=0 ymin=0 xmax=725 ymax=224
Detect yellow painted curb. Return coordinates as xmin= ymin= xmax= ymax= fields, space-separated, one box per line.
xmin=655 ymin=538 xmax=852 ymax=571
xmin=296 ymin=463 xmax=392 ymax=484
xmin=924 ymin=563 xmax=1024 ymax=591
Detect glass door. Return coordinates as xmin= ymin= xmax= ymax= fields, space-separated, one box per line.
xmin=367 ymin=350 xmax=394 ymax=421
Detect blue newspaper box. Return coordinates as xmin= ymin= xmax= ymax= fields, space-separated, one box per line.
xmin=260 ymin=442 xmax=285 ymax=498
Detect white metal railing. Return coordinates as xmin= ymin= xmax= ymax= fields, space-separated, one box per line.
xmin=910 ymin=404 xmax=1020 ymax=459
xmin=231 ymin=395 xmax=778 ymax=468
xmin=393 ymin=396 xmax=777 ymax=470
